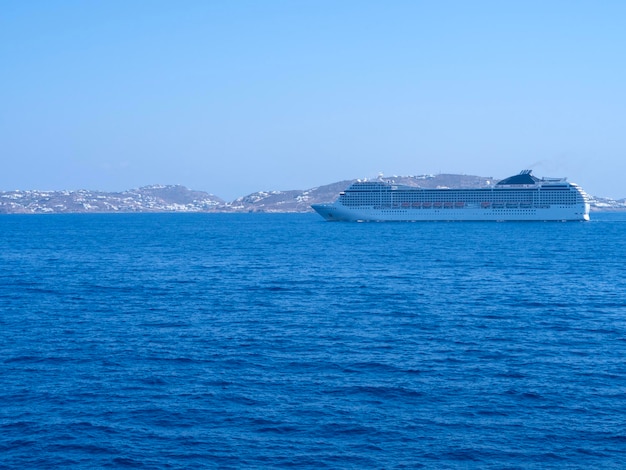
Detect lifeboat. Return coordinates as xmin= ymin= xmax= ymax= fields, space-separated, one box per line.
xmin=422 ymin=202 xmax=432 ymax=208
xmin=481 ymin=202 xmax=491 ymax=208
xmin=455 ymin=202 xmax=465 ymax=208
xmin=433 ymin=202 xmax=442 ymax=208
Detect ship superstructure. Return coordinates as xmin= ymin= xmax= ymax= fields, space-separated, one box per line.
xmin=311 ymin=170 xmax=590 ymax=221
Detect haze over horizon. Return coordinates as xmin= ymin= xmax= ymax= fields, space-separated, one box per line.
xmin=2 ymin=1 xmax=625 ymax=200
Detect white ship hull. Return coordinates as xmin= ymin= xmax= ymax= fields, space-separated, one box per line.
xmin=312 ymin=202 xmax=590 ymax=222
xmin=312 ymin=170 xmax=591 ymax=222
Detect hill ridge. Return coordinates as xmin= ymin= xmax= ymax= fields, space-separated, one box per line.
xmin=1 ymin=175 xmax=623 ymax=213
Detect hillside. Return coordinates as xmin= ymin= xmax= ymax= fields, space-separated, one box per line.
xmin=0 ymin=175 xmax=623 ymax=213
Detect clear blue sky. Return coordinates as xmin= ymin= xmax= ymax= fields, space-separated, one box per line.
xmin=2 ymin=0 xmax=625 ymax=200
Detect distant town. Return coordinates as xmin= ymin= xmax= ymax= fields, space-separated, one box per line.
xmin=0 ymin=174 xmax=624 ymax=214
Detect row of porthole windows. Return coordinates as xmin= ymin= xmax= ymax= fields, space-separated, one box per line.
xmin=342 ymin=199 xmax=579 ymax=207
xmin=342 ymin=193 xmax=577 ymax=200
xmin=342 ymin=199 xmax=578 ymax=206
xmin=344 ymin=189 xmax=578 ymax=198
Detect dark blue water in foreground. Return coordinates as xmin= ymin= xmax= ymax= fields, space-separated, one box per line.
xmin=1 ymin=213 xmax=626 ymax=469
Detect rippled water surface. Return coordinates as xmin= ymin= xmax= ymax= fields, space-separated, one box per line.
xmin=1 ymin=213 xmax=626 ymax=469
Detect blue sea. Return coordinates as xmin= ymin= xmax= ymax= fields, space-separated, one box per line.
xmin=1 ymin=213 xmax=625 ymax=469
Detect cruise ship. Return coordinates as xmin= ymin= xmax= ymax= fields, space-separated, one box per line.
xmin=311 ymin=170 xmax=590 ymax=221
